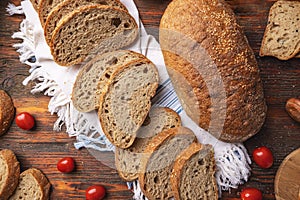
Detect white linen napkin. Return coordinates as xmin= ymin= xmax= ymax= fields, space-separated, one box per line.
xmin=8 ymin=0 xmax=252 ymax=198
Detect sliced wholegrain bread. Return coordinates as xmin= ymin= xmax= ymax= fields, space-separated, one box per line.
xmin=44 ymin=0 xmax=127 ymax=44
xmin=98 ymin=59 xmax=159 ymax=149
xmin=9 ymin=168 xmax=50 ymax=200
xmin=260 ymin=0 xmax=300 ymax=60
xmin=0 ymin=90 xmax=15 ymax=136
xmin=138 ymin=127 xmax=197 ymax=200
xmin=50 ymin=5 xmax=138 ymax=66
xmin=170 ymin=143 xmax=218 ymax=200
xmin=0 ymin=149 xmax=20 ymax=200
xmin=29 ymin=0 xmax=39 ymax=11
xmin=38 ymin=0 xmax=64 ymax=27
xmin=115 ymin=107 xmax=181 ymax=181
xmin=72 ymin=50 xmax=146 ymax=112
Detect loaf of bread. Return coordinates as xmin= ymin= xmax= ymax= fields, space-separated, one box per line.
xmin=115 ymin=107 xmax=181 ymax=181
xmin=9 ymin=168 xmax=50 ymax=200
xmin=160 ymin=0 xmax=267 ymax=143
xmin=0 ymin=149 xmax=20 ymax=200
xmin=0 ymin=90 xmax=15 ymax=136
xmin=170 ymin=143 xmax=218 ymax=200
xmin=138 ymin=127 xmax=196 ymax=199
xmin=50 ymin=5 xmax=138 ymax=66
xmin=44 ymin=0 xmax=127 ymax=44
xmin=72 ymin=50 xmax=146 ymax=112
xmin=98 ymin=59 xmax=159 ymax=149
xmin=38 ymin=0 xmax=64 ymax=27
xmin=260 ymin=0 xmax=300 ymax=60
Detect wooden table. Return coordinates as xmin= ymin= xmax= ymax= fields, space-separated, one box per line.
xmin=0 ymin=0 xmax=299 ymax=199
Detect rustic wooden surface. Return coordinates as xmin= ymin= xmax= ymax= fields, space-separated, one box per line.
xmin=0 ymin=0 xmax=299 ymax=199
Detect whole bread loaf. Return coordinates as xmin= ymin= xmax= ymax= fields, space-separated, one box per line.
xmin=138 ymin=127 xmax=196 ymax=199
xmin=72 ymin=50 xmax=146 ymax=112
xmin=170 ymin=143 xmax=218 ymax=200
xmin=44 ymin=0 xmax=127 ymax=44
xmin=0 ymin=149 xmax=20 ymax=200
xmin=50 ymin=5 xmax=138 ymax=66
xmin=160 ymin=0 xmax=267 ymax=142
xmin=9 ymin=168 xmax=50 ymax=200
xmin=98 ymin=59 xmax=159 ymax=149
xmin=115 ymin=107 xmax=181 ymax=181
xmin=0 ymin=90 xmax=15 ymax=136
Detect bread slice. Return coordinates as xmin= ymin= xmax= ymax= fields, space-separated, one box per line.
xmin=38 ymin=0 xmax=64 ymax=27
xmin=170 ymin=143 xmax=218 ymax=200
xmin=29 ymin=0 xmax=39 ymax=10
xmin=72 ymin=50 xmax=146 ymax=113
xmin=98 ymin=59 xmax=159 ymax=149
xmin=44 ymin=0 xmax=127 ymax=44
xmin=50 ymin=5 xmax=138 ymax=66
xmin=138 ymin=127 xmax=197 ymax=200
xmin=0 ymin=149 xmax=20 ymax=200
xmin=0 ymin=90 xmax=15 ymax=136
xmin=9 ymin=168 xmax=50 ymax=200
xmin=115 ymin=107 xmax=181 ymax=181
xmin=260 ymin=0 xmax=300 ymax=60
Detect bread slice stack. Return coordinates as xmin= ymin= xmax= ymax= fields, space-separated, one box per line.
xmin=33 ymin=0 xmax=138 ymax=66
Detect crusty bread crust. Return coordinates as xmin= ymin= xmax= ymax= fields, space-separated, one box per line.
xmin=0 ymin=90 xmax=15 ymax=136
xmin=0 ymin=149 xmax=20 ymax=200
xmin=50 ymin=5 xmax=138 ymax=66
xmin=160 ymin=0 xmax=267 ymax=142
xmin=44 ymin=0 xmax=127 ymax=44
xmin=170 ymin=143 xmax=218 ymax=200
xmin=9 ymin=168 xmax=50 ymax=200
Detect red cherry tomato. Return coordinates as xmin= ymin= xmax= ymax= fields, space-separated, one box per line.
xmin=252 ymin=146 xmax=273 ymax=169
xmin=15 ymin=112 xmax=35 ymax=130
xmin=86 ymin=185 xmax=106 ymax=200
xmin=240 ymin=188 xmax=263 ymax=200
xmin=57 ymin=157 xmax=75 ymax=173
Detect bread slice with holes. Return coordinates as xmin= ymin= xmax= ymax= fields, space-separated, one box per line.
xmin=9 ymin=168 xmax=50 ymax=200
xmin=0 ymin=149 xmax=20 ymax=200
xmin=98 ymin=59 xmax=159 ymax=149
xmin=115 ymin=107 xmax=181 ymax=181
xmin=29 ymin=0 xmax=39 ymax=11
xmin=44 ymin=0 xmax=127 ymax=44
xmin=50 ymin=5 xmax=138 ymax=66
xmin=170 ymin=142 xmax=218 ymax=200
xmin=138 ymin=127 xmax=197 ymax=200
xmin=259 ymin=0 xmax=300 ymax=60
xmin=38 ymin=0 xmax=64 ymax=27
xmin=72 ymin=50 xmax=146 ymax=112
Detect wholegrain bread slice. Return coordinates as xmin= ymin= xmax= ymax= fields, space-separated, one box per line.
xmin=50 ymin=5 xmax=138 ymax=66
xmin=38 ymin=0 xmax=64 ymax=27
xmin=44 ymin=0 xmax=127 ymax=44
xmin=72 ymin=50 xmax=146 ymax=113
xmin=9 ymin=168 xmax=50 ymax=200
xmin=170 ymin=143 xmax=218 ymax=200
xmin=138 ymin=127 xmax=197 ymax=200
xmin=260 ymin=0 xmax=300 ymax=60
xmin=115 ymin=107 xmax=181 ymax=181
xmin=98 ymin=59 xmax=159 ymax=149
xmin=0 ymin=90 xmax=15 ymax=136
xmin=29 ymin=0 xmax=39 ymax=10
xmin=0 ymin=149 xmax=20 ymax=200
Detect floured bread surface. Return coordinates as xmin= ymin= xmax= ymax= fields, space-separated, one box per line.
xmin=44 ymin=0 xmax=127 ymax=44
xmin=50 ymin=5 xmax=138 ymax=66
xmin=170 ymin=143 xmax=218 ymax=200
xmin=98 ymin=60 xmax=159 ymax=149
xmin=115 ymin=107 xmax=181 ymax=181
xmin=0 ymin=149 xmax=20 ymax=200
xmin=139 ymin=127 xmax=196 ymax=200
xmin=38 ymin=0 xmax=64 ymax=27
xmin=9 ymin=168 xmax=50 ymax=200
xmin=260 ymin=0 xmax=300 ymax=60
xmin=72 ymin=50 xmax=145 ymax=112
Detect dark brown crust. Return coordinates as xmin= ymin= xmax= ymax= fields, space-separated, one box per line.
xmin=160 ymin=0 xmax=267 ymax=143
xmin=0 ymin=149 xmax=20 ymax=200
xmin=138 ymin=127 xmax=197 ymax=200
xmin=170 ymin=143 xmax=218 ymax=200
xmin=0 ymin=90 xmax=15 ymax=137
